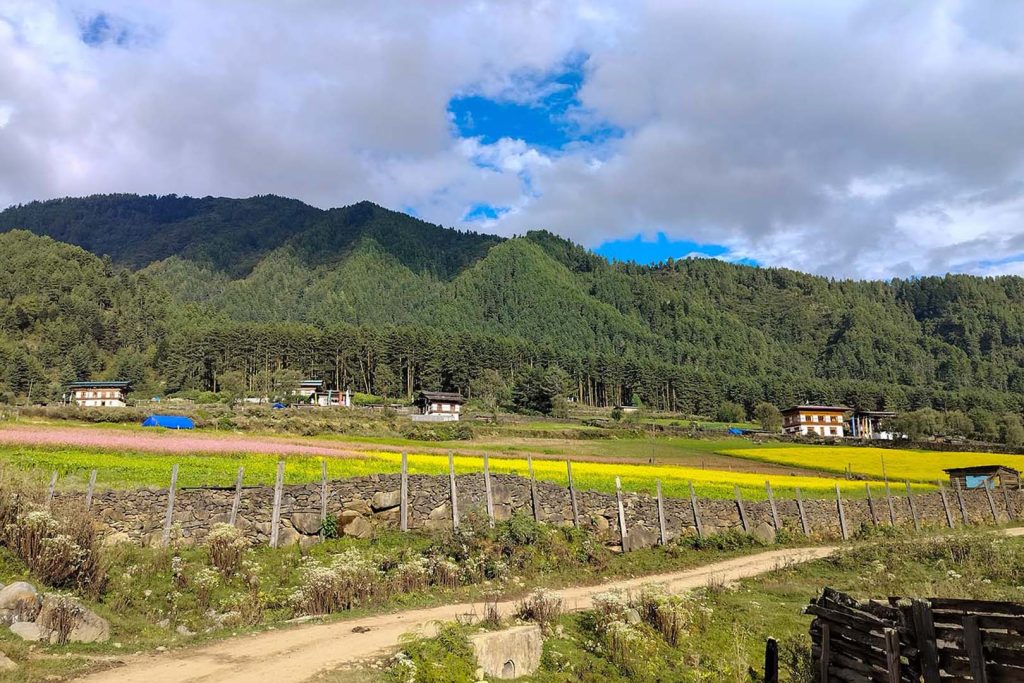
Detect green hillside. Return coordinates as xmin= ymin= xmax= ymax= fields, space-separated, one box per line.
xmin=2 ymin=194 xmax=1024 ymax=420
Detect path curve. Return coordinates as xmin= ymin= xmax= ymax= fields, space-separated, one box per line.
xmin=74 ymin=546 xmax=836 ymax=683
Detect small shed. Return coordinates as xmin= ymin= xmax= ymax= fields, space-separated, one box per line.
xmin=944 ymin=465 xmax=1020 ymax=490
xmin=142 ymin=415 xmax=195 ymax=430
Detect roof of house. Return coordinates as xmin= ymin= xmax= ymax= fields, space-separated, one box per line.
xmin=417 ymin=390 xmax=465 ymax=403
xmin=853 ymin=410 xmax=896 ymax=417
xmin=68 ymin=381 xmax=131 ymax=389
xmin=299 ymin=379 xmax=325 ymax=388
xmin=944 ymin=465 xmax=1020 ymax=476
xmin=782 ymin=404 xmax=852 ymax=413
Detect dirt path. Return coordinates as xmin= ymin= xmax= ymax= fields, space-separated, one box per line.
xmin=74 ymin=546 xmax=836 ymax=683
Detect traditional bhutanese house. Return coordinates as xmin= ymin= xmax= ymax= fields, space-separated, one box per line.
xmin=944 ymin=465 xmax=1020 ymax=490
xmin=781 ymin=405 xmax=850 ymax=438
xmin=848 ymin=410 xmax=896 ymax=440
xmin=295 ymin=379 xmax=352 ymax=407
xmin=412 ymin=391 xmax=464 ymax=422
xmin=67 ymin=381 xmax=131 ymax=408
xmin=295 ymin=379 xmax=326 ymax=402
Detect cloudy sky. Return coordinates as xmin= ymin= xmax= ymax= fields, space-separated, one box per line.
xmin=2 ymin=0 xmax=1024 ymax=279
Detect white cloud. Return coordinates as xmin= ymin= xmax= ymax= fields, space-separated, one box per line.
xmin=1 ymin=0 xmax=1024 ymax=278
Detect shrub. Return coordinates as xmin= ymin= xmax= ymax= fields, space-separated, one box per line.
xmin=205 ymin=523 xmax=247 ymax=576
xmin=635 ymin=586 xmax=687 ymax=646
xmin=322 ymin=513 xmax=339 ymax=539
xmin=1 ymin=506 xmax=106 ymax=595
xmin=515 ymin=588 xmax=562 ymax=633
xmin=290 ymin=550 xmax=384 ymax=615
xmin=37 ymin=595 xmax=84 ymax=645
xmin=387 ymin=623 xmax=477 ymax=683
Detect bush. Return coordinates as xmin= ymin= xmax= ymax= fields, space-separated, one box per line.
xmin=388 ymin=623 xmax=476 ymax=683
xmin=37 ymin=595 xmax=84 ymax=645
xmin=515 ymin=588 xmax=562 ymax=633
xmin=290 ymin=550 xmax=384 ymax=615
xmin=322 ymin=513 xmax=339 ymax=539
xmin=205 ymin=523 xmax=248 ymax=576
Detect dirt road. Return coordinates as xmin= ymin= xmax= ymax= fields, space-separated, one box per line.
xmin=74 ymin=546 xmax=836 ymax=683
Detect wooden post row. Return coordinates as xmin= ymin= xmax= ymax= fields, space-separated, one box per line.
xmin=734 ymin=485 xmax=749 ymax=533
xmin=655 ymin=479 xmax=667 ymax=546
xmin=400 ymin=451 xmax=409 ymax=532
xmin=765 ymin=481 xmax=780 ymax=531
xmin=483 ymin=453 xmax=495 ymax=527
xmin=527 ymin=455 xmax=540 ymax=523
xmin=229 ymin=466 xmax=244 ymax=527
xmin=448 ymin=451 xmax=459 ymax=530
xmin=615 ymin=476 xmax=627 ymax=552
xmin=162 ymin=464 xmax=179 ymax=547
xmin=269 ymin=460 xmax=284 ymax=548
xmin=46 ymin=470 xmax=58 ymax=505
xmin=795 ymin=487 xmax=810 ymax=536
xmin=566 ymin=459 xmax=579 ymax=528
xmin=905 ymin=481 xmax=920 ymax=532
xmin=885 ymin=480 xmax=896 ymax=526
xmin=84 ymin=469 xmax=97 ymax=511
xmin=938 ymin=481 xmax=955 ymax=529
xmin=984 ymin=481 xmax=999 ymax=523
xmin=835 ymin=484 xmax=848 ymax=541
xmin=688 ymin=481 xmax=704 ymax=539
xmin=866 ymin=483 xmax=878 ymax=526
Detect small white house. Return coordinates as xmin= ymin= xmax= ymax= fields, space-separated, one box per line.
xmin=412 ymin=391 xmax=464 ymax=422
xmin=67 ymin=381 xmax=131 ymax=408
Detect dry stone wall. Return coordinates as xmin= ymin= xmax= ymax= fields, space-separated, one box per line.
xmin=58 ymin=474 xmax=1024 ymax=549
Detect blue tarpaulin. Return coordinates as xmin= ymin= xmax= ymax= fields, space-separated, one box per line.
xmin=142 ymin=415 xmax=194 ymax=430
xmin=272 ymin=402 xmax=286 ymax=409
xmin=728 ymin=427 xmax=745 ymax=435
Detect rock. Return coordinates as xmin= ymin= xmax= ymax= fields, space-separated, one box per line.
xmin=371 ymin=490 xmax=401 ymax=511
xmin=176 ymin=624 xmax=195 ymax=637
xmin=493 ymin=504 xmax=512 ymax=521
xmin=291 ymin=512 xmax=322 ymax=536
xmin=9 ymin=622 xmax=42 ymax=641
xmin=490 ymin=483 xmax=512 ymax=505
xmin=751 ymin=522 xmax=777 ymax=544
xmin=277 ymin=527 xmax=301 ymax=547
xmin=469 ymin=624 xmax=543 ymax=680
xmin=624 ymin=608 xmax=641 ymax=625
xmin=36 ymin=596 xmax=110 ymax=644
xmin=343 ymin=500 xmax=372 ymax=516
xmin=101 ymin=532 xmax=135 ymax=548
xmin=342 ymin=515 xmax=374 ymax=540
xmin=0 ymin=650 xmax=16 ymax=672
xmin=0 ymin=582 xmax=41 ymax=625
xmin=590 ymin=514 xmax=610 ymax=533
xmin=299 ymin=535 xmax=320 ymax=551
xmin=624 ymin=526 xmax=659 ymax=552
xmin=338 ymin=510 xmax=361 ymax=526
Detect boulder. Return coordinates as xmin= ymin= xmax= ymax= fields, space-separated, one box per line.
xmin=101 ymin=532 xmax=135 ymax=548
xmin=9 ymin=622 xmax=42 ymax=642
xmin=490 ymin=483 xmax=512 ymax=505
xmin=338 ymin=510 xmax=361 ymax=526
xmin=470 ymin=624 xmax=543 ymax=680
xmin=343 ymin=499 xmax=372 ymax=516
xmin=371 ymin=490 xmax=401 ymax=511
xmin=0 ymin=582 xmax=41 ymax=625
xmin=0 ymin=650 xmax=16 ymax=672
xmin=36 ymin=596 xmax=110 ymax=644
xmin=291 ymin=512 xmax=323 ymax=536
xmin=342 ymin=515 xmax=375 ymax=540
xmin=299 ymin=535 xmax=320 ymax=551
xmin=277 ymin=527 xmax=301 ymax=547
xmin=751 ymin=522 xmax=777 ymax=545
xmin=624 ymin=526 xmax=659 ymax=552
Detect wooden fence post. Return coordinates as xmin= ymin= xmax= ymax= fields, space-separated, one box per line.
xmin=962 ymin=615 xmax=989 ymax=683
xmin=866 ymin=483 xmax=879 ymax=526
xmin=765 ymin=481 xmax=780 ymax=531
xmin=229 ymin=466 xmax=244 ymax=527
xmin=984 ymin=481 xmax=999 ymax=523
xmin=320 ymin=459 xmax=328 ymax=536
xmin=835 ymin=484 xmax=848 ymax=541
xmin=527 ymin=455 xmax=540 ymax=523
xmin=796 ymin=487 xmax=810 ymax=536
xmin=483 ymin=453 xmax=495 ymax=527
xmin=905 ymin=481 xmax=920 ymax=532
xmin=912 ymin=600 xmax=941 ymax=683
xmin=763 ymin=637 xmax=778 ymax=683
xmin=269 ymin=460 xmax=284 ymax=548
xmin=46 ymin=470 xmax=58 ymax=505
xmin=615 ymin=476 xmax=627 ymax=552
xmin=656 ymin=479 xmax=667 ymax=546
xmin=84 ymin=470 xmax=97 ymax=511
xmin=734 ymin=485 xmax=749 ymax=533
xmin=162 ymin=464 xmax=179 ymax=547
xmin=400 ymin=451 xmax=409 ymax=533
xmin=885 ymin=480 xmax=896 ymax=526
xmin=819 ymin=622 xmax=831 ymax=683
xmin=689 ymin=481 xmax=704 ymax=539
xmin=954 ymin=479 xmax=970 ymax=525
xmin=1002 ymin=484 xmax=1016 ymax=520
xmin=938 ymin=481 xmax=955 ymax=528
xmin=566 ymin=459 xmax=579 ymax=528
xmin=884 ymin=628 xmax=901 ymax=683
xmin=448 ymin=451 xmax=459 ymax=530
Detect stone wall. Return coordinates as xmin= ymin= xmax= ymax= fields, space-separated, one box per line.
xmin=58 ymin=474 xmax=1024 ymax=549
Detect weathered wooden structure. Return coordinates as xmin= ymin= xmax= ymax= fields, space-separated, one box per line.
xmin=412 ymin=390 xmax=464 ymax=422
xmin=809 ymin=587 xmax=1024 ymax=681
xmin=944 ymin=465 xmax=1020 ymax=491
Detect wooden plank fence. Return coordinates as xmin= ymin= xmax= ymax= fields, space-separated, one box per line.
xmin=809 ymin=587 xmax=1024 ymax=682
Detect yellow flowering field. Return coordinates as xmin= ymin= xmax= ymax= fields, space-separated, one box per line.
xmin=366 ymin=451 xmax=930 ymax=501
xmin=720 ymin=445 xmax=1024 ymax=484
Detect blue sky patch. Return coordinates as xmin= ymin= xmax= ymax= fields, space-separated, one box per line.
xmin=596 ymin=232 xmax=758 ymax=267
xmin=448 ymin=53 xmax=622 ymax=150
xmin=463 ymin=203 xmax=509 ymax=222
xmin=79 ymin=12 xmax=133 ymax=47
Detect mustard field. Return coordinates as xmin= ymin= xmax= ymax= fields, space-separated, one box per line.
xmin=720 ymin=445 xmax=1024 ymax=484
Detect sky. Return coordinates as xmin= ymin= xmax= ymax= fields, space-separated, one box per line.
xmin=2 ymin=1 xmax=1024 ymax=279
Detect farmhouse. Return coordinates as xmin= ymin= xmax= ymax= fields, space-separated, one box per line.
xmin=781 ymin=404 xmax=849 ymax=438
xmin=295 ymin=379 xmax=352 ymax=407
xmin=67 ymin=381 xmax=131 ymax=408
xmin=848 ymin=410 xmax=896 ymax=440
xmin=412 ymin=390 xmax=464 ymax=422
xmin=944 ymin=465 xmax=1020 ymax=490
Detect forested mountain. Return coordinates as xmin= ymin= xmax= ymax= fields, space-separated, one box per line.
xmin=2 ymin=193 xmax=1024 ymax=419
